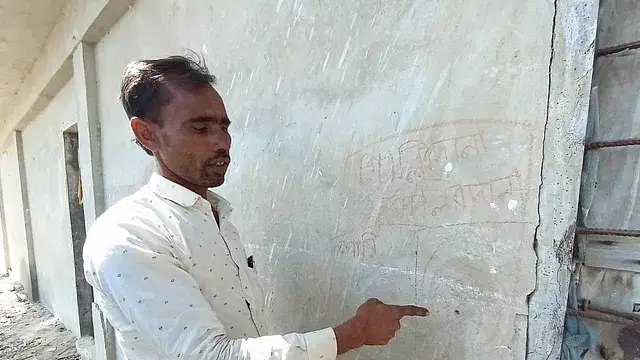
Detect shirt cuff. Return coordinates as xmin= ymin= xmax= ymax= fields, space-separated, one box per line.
xmin=303 ymin=328 xmax=337 ymax=360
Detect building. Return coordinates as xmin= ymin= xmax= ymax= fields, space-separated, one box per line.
xmin=0 ymin=0 xmax=637 ymax=359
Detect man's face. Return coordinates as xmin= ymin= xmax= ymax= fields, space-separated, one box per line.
xmin=153 ymin=85 xmax=231 ymax=188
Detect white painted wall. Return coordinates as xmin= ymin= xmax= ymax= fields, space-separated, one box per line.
xmin=94 ymin=1 xmax=552 ymax=358
xmin=22 ymin=79 xmax=81 ymax=337
xmin=0 ymin=135 xmax=32 ymax=295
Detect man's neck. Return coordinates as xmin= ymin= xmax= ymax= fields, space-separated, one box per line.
xmin=158 ymin=169 xmax=208 ymax=199
xmin=155 ymin=157 xmax=210 ymax=198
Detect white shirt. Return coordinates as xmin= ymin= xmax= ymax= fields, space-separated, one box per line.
xmin=83 ymin=173 xmax=337 ymax=360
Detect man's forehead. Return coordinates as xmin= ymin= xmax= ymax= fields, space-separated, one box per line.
xmin=161 ymin=85 xmax=227 ymax=119
xmin=165 ymin=83 xmax=223 ymax=104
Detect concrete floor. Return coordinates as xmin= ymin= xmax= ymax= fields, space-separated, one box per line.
xmin=0 ymin=273 xmax=80 ymax=360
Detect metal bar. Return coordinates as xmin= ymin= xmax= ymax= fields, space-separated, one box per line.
xmin=574 ymin=233 xmax=587 ymax=263
xmin=587 ymin=304 xmax=640 ymax=321
xmin=576 ymin=227 xmax=640 ymax=237
xmin=596 ymin=39 xmax=640 ymax=57
xmin=584 ymin=137 xmax=640 ymax=150
xmin=567 ymin=309 xmax=640 ymax=327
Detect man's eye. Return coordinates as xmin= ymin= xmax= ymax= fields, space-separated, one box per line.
xmin=193 ymin=126 xmax=207 ymax=132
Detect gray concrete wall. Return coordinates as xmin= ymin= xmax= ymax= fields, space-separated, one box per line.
xmin=93 ymin=1 xmax=568 ymax=359
xmin=596 ymin=0 xmax=640 ymax=50
xmin=0 ymin=172 xmax=9 ymax=274
xmin=21 ymin=79 xmax=81 ymax=337
xmin=0 ymin=133 xmax=35 ymax=298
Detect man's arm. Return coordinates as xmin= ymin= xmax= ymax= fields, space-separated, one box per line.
xmin=84 ymin=224 xmax=427 ymax=360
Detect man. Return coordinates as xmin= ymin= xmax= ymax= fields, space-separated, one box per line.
xmin=83 ymin=55 xmax=428 ymax=360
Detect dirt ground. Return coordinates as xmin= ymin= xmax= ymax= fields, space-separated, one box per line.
xmin=0 ymin=273 xmax=80 ymax=360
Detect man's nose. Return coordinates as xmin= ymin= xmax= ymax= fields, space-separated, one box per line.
xmin=210 ymin=130 xmax=231 ymax=150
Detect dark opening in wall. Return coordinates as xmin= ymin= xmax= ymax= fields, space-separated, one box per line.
xmin=63 ymin=125 xmax=93 ymax=336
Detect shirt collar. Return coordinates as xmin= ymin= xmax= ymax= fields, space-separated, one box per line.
xmin=207 ymin=191 xmax=233 ymax=218
xmin=147 ymin=172 xmax=233 ymax=216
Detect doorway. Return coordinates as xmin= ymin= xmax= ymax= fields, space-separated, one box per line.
xmin=63 ymin=125 xmax=93 ymax=336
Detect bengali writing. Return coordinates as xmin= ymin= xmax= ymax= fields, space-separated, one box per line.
xmin=355 ymin=132 xmax=487 ymax=186
xmin=337 ymin=232 xmax=378 ymax=259
xmin=333 ymin=219 xmax=532 ymax=260
xmin=380 ymin=170 xmax=528 ymax=217
xmin=335 ymin=128 xmax=534 ymax=258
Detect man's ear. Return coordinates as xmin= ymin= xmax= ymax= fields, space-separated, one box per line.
xmin=130 ymin=117 xmax=159 ymax=154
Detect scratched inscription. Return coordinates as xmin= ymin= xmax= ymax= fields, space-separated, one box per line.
xmin=332 ymin=221 xmax=533 ymax=261
xmin=337 ymin=232 xmax=378 ymax=259
xmin=355 ymin=132 xmax=487 ymax=186
xmin=378 ymin=170 xmax=528 ymax=217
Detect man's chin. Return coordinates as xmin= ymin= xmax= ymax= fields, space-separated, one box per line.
xmin=204 ymin=174 xmax=225 ymax=188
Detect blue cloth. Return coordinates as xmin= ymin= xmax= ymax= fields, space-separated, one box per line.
xmin=561 ymin=282 xmax=599 ymax=360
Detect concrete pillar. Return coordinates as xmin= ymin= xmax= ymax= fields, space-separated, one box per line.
xmin=0 ymin=171 xmax=10 ymax=274
xmin=92 ymin=303 xmax=117 ymax=360
xmin=73 ymin=43 xmax=104 ymax=229
xmin=73 ymin=42 xmax=114 ymax=360
xmin=10 ymin=131 xmax=39 ymax=301
xmin=526 ymin=1 xmax=599 ymax=359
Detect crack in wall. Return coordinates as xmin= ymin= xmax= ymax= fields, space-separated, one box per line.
xmin=526 ymin=0 xmax=559 ymax=358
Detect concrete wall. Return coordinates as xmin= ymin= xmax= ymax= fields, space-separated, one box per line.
xmin=0 ymin=214 xmax=6 ymax=274
xmin=0 ymin=134 xmax=34 ymax=297
xmin=0 ymin=172 xmax=9 ymax=274
xmin=596 ymin=0 xmax=640 ymax=50
xmin=21 ymin=79 xmax=81 ymax=337
xmin=93 ymin=0 xmax=564 ymax=359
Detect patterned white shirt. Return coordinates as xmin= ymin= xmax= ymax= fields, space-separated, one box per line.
xmin=83 ymin=173 xmax=337 ymax=360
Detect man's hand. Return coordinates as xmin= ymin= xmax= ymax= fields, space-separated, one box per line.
xmin=333 ymin=298 xmax=429 ymax=354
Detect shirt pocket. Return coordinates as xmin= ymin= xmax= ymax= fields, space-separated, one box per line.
xmin=241 ymin=265 xmax=267 ymax=331
xmin=246 ymin=266 xmax=265 ymax=306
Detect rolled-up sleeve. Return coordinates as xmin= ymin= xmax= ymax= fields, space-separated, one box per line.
xmin=301 ymin=328 xmax=338 ymax=360
xmin=84 ymin=221 xmax=337 ymax=360
xmin=238 ymin=328 xmax=337 ymax=360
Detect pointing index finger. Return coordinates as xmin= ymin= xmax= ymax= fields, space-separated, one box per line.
xmin=395 ymin=305 xmax=430 ymax=318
